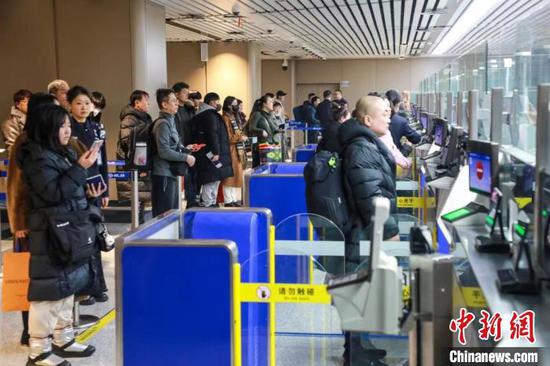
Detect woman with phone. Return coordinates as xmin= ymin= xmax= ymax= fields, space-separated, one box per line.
xmin=19 ymin=104 xmax=103 ymax=365
xmin=67 ymin=85 xmax=109 ymax=304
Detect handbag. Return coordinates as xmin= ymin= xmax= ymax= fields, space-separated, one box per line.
xmin=1 ymin=251 xmax=30 ymax=312
xmin=46 ymin=209 xmax=97 ymax=266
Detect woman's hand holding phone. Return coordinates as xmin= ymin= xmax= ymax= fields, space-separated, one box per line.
xmin=78 ymin=149 xmax=99 ymax=169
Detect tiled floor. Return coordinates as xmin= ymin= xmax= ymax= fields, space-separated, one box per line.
xmin=0 ymin=222 xmax=409 ymax=366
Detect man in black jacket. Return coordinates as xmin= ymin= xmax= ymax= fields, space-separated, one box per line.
xmin=339 ymin=95 xmax=399 ymax=365
xmin=316 ymin=90 xmax=333 ymax=130
xmin=386 ymin=89 xmax=421 ymax=153
xmin=191 ymin=92 xmax=233 ymax=207
xmin=173 ymin=82 xmax=199 ymax=207
xmin=340 ymin=95 xmax=399 ymax=268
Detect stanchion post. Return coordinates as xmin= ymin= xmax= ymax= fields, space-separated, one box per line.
xmin=130 ymin=170 xmax=139 ymax=229
xmin=178 ymin=175 xmax=184 ymax=211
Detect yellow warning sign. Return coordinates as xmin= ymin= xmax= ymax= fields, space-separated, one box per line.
xmin=461 ymin=287 xmax=488 ymax=308
xmin=514 ymin=197 xmax=532 ymax=209
xmin=397 ymin=197 xmax=436 ymax=209
xmin=240 ymin=283 xmax=331 ymax=304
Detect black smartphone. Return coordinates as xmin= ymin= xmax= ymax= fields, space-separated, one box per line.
xmin=86 ymin=174 xmax=107 ymax=190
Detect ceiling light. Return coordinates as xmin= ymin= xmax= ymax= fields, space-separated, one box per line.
xmin=515 ymin=51 xmax=532 ymax=57
xmin=432 ymin=0 xmax=500 ymax=55
xmin=503 ymin=58 xmax=513 ymax=68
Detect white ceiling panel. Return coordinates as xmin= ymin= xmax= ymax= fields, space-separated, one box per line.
xmin=156 ymin=0 xmax=549 ymax=59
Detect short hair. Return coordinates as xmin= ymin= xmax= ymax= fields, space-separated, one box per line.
xmin=322 ymin=90 xmax=332 ymax=98
xmin=204 ymin=92 xmax=220 ymax=105
xmin=156 ymin=88 xmax=174 ymax=109
xmin=368 ymin=91 xmax=382 ymax=97
xmin=265 ymin=92 xmax=275 ymax=99
xmin=311 ymin=96 xmax=320 ymax=104
xmin=91 ymin=91 xmax=106 ymax=109
xmin=334 ymin=89 xmax=342 ymax=94
xmin=13 ymin=89 xmax=32 ymax=104
xmin=67 ymin=85 xmax=91 ymax=103
xmin=47 ymin=79 xmax=69 ymax=94
xmin=385 ymin=89 xmax=402 ymax=107
xmin=130 ymin=90 xmax=149 ymax=107
xmin=27 ymin=104 xmax=70 ymax=154
xmin=273 ymin=101 xmax=282 ymax=108
xmin=222 ymin=96 xmax=237 ymax=113
xmin=307 ymin=92 xmax=316 ymax=99
xmin=172 ymin=82 xmax=190 ymax=93
xmin=189 ymin=91 xmax=202 ymax=100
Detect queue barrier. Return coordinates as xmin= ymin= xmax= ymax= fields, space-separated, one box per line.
xmin=182 ymin=208 xmax=273 ymax=366
xmin=244 ymin=163 xmax=310 ymax=283
xmin=293 ymin=144 xmax=317 ymax=162
xmin=116 ymin=210 xmax=240 ymax=366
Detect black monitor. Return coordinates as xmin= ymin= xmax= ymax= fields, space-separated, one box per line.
xmin=467 ymin=140 xmax=499 ymax=196
xmin=419 ymin=112 xmax=429 ymax=130
xmin=433 ymin=118 xmax=448 ymax=146
xmin=441 ymin=126 xmax=463 ymax=168
xmin=411 ymin=104 xmax=418 ymax=120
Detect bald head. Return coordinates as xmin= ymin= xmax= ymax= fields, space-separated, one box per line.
xmin=354 ymin=96 xmax=390 ymax=136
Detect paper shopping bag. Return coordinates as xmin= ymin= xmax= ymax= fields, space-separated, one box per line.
xmin=1 ymin=251 xmax=30 ymax=312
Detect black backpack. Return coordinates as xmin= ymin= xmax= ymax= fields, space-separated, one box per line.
xmin=304 ymin=150 xmax=349 ymax=230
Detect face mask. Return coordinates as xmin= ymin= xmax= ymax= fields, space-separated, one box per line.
xmin=232 ymin=105 xmax=239 ymax=112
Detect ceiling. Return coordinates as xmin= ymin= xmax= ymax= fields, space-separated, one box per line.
xmin=160 ymin=0 xmax=549 ymax=59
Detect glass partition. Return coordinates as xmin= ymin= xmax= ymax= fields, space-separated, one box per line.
xmin=419 ymin=1 xmax=550 ymax=158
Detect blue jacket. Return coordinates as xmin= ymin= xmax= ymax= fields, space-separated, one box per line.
xmin=389 ymin=113 xmax=421 ymax=151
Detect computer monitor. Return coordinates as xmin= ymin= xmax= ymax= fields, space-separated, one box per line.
xmin=411 ymin=104 xmax=418 ymax=120
xmin=419 ymin=112 xmax=429 ymax=130
xmin=441 ymin=126 xmax=463 ymax=168
xmin=433 ymin=118 xmax=448 ymax=146
xmin=467 ymin=140 xmax=499 ymax=196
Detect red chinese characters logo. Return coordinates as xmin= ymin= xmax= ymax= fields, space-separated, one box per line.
xmin=449 ymin=308 xmax=475 ymax=345
xmin=510 ymin=310 xmax=536 ymax=344
xmin=450 ymin=308 xmax=536 ymax=345
xmin=478 ymin=310 xmax=503 ymax=342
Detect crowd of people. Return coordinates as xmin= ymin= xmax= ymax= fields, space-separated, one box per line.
xmin=2 ymin=79 xmax=418 ymax=365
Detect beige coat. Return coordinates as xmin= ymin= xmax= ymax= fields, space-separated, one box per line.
xmin=222 ymin=113 xmax=244 ymax=188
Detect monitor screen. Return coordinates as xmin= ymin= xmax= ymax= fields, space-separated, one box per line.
xmin=469 ymin=152 xmax=493 ymax=195
xmin=434 ymin=122 xmax=445 ymax=146
xmin=420 ymin=113 xmax=428 ymax=130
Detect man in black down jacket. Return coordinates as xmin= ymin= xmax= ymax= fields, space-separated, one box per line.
xmin=340 ymin=96 xmax=399 ymax=269
xmin=173 ymin=82 xmax=199 ymax=207
xmin=190 ymin=92 xmax=233 ymax=207
xmin=339 ymin=95 xmax=399 ymax=365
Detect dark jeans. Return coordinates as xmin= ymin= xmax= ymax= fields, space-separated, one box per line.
xmin=151 ymin=175 xmax=178 ymax=217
